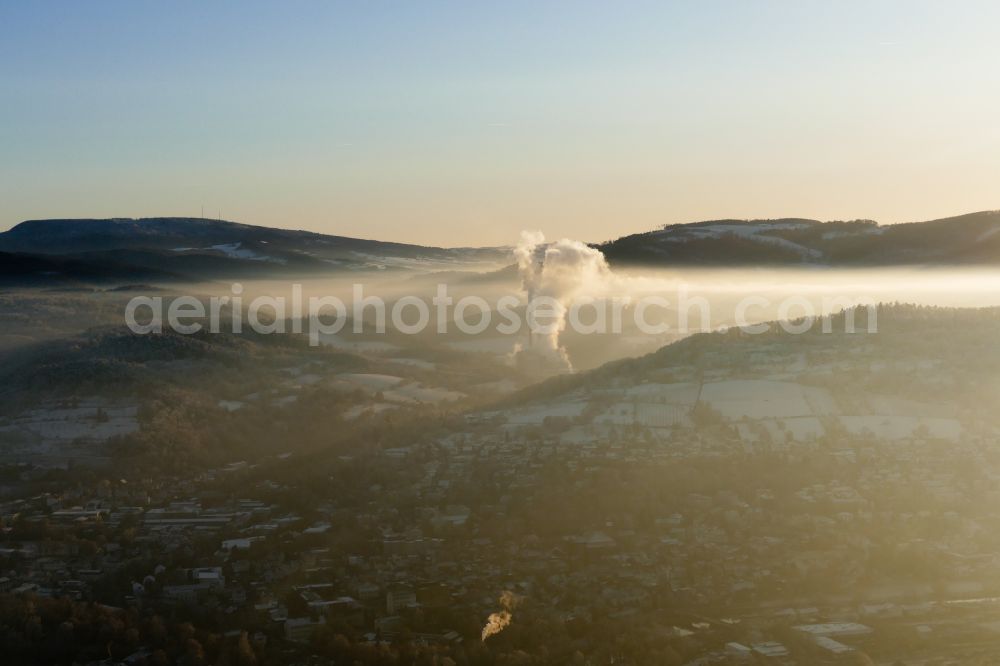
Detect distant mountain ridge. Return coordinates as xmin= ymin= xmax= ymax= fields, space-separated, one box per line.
xmin=4 ymin=211 xmax=1000 ymax=286
xmin=598 ymin=210 xmax=1000 ymax=266
xmin=0 ymin=217 xmax=510 ymax=284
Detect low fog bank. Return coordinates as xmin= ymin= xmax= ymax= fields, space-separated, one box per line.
xmin=166 ymin=263 xmax=1000 ymax=370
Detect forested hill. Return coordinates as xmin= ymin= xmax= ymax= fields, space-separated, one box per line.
xmin=598 ymin=211 xmax=1000 ymax=266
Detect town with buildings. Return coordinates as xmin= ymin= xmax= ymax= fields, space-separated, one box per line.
xmin=3 ymin=306 xmax=1000 ymax=664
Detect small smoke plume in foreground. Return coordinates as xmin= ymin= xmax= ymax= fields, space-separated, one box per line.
xmin=512 ymin=230 xmax=614 ymax=370
xmin=481 ymin=590 xmax=520 ymax=641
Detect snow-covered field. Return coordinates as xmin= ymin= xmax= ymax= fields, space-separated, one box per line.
xmin=504 ymin=400 xmax=589 ymax=425
xmin=315 ymin=334 xmax=400 ymax=353
xmin=209 ymin=242 xmax=280 ymax=262
xmin=388 ymin=358 xmax=437 ymax=370
xmin=700 ymin=380 xmax=837 ymax=419
xmin=0 ymin=402 xmax=139 ymax=442
xmin=489 ymin=373 xmax=966 ymax=447
xmin=839 ymin=415 xmax=961 ymax=441
xmin=385 ymin=384 xmax=465 ymax=403
xmin=745 ymin=416 xmax=826 ymax=442
xmin=172 ymin=242 xmax=286 ymax=264
xmin=334 ymin=373 xmax=405 ymax=391
xmin=617 ymin=382 xmax=700 ymax=404
xmin=594 ymin=402 xmax=689 ymax=427
xmin=343 ymin=403 xmax=398 ymax=420
xmin=291 ymin=373 xmax=323 ymax=386
xmin=654 ymin=222 xmax=822 ymax=259
xmin=333 ymin=373 xmax=464 ymax=404
xmin=862 ymin=396 xmax=952 ymax=418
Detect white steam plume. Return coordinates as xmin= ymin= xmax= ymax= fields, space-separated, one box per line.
xmin=514 ymin=230 xmax=546 ymax=301
xmin=512 ymin=231 xmax=614 ymax=370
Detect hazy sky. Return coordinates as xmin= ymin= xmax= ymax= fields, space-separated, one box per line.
xmin=2 ymin=1 xmax=999 ymax=247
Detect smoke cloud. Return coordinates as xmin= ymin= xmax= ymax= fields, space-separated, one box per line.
xmin=481 ymin=590 xmax=520 ymax=641
xmin=514 ymin=230 xmax=546 ymax=301
xmin=513 ymin=231 xmax=615 ymax=370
